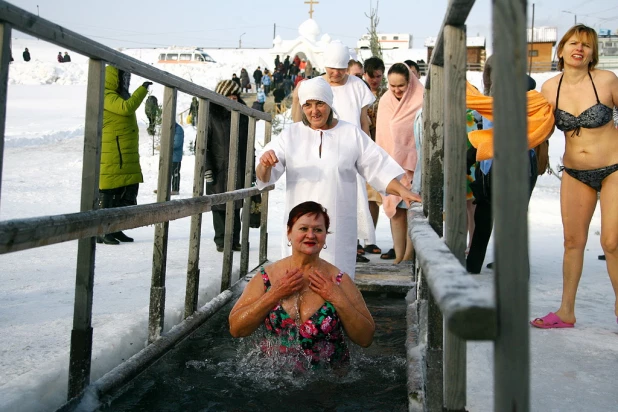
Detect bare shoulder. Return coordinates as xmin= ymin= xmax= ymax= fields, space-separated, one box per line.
xmin=235 ymin=264 xmax=268 ymax=302
xmin=315 ymin=258 xmax=344 ymax=278
xmin=591 ymin=68 xmax=618 ymax=82
xmin=540 ymin=73 xmax=561 ymax=89
xmin=592 ymin=69 xmax=618 ymax=103
xmin=321 ymin=261 xmax=356 ymax=290
xmin=263 ymin=259 xmax=288 ymax=277
xmin=603 ymin=70 xmax=618 ymax=92
xmin=539 ymin=74 xmax=560 ymax=105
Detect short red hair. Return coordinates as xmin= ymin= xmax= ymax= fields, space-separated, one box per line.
xmin=286 ymin=201 xmax=330 ymax=234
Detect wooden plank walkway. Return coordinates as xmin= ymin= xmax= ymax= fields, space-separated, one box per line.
xmin=354 ymin=261 xmax=415 ymax=294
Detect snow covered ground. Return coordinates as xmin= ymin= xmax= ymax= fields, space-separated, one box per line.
xmin=1 ymin=38 xmax=618 ymax=412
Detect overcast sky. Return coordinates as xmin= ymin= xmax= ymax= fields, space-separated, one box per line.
xmin=8 ymin=0 xmax=618 ymax=50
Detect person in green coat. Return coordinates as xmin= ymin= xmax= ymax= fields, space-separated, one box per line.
xmin=98 ymin=65 xmax=151 ymax=244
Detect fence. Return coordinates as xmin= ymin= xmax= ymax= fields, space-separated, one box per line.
xmin=408 ymin=1 xmax=530 ymax=411
xmin=0 ymin=0 xmax=273 ymax=403
xmin=418 ymin=58 xmax=618 ymax=78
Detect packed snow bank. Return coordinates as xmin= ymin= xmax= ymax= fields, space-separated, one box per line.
xmin=9 ymin=38 xmax=273 ymax=91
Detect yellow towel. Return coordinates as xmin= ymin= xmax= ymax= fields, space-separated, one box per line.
xmin=465 ymin=81 xmax=555 ymax=161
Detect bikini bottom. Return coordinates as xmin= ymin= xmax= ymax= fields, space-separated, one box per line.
xmin=560 ymin=163 xmax=618 ymax=192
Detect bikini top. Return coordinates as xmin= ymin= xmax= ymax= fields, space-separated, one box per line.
xmin=554 ymin=72 xmax=613 ymax=136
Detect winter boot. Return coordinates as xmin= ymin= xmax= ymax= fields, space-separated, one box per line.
xmin=97 ymin=191 xmax=120 ymax=245
xmin=111 ymin=231 xmax=134 ymax=242
xmin=97 ymin=234 xmax=120 ymax=245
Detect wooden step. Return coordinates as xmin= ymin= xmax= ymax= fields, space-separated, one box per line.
xmin=354 ymin=261 xmax=415 ymax=294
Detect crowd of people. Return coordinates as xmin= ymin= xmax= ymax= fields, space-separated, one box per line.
xmin=92 ymin=23 xmax=618 ymax=368
xmin=228 ymin=54 xmax=322 ymax=113
xmin=240 ymin=25 xmax=618 ymax=365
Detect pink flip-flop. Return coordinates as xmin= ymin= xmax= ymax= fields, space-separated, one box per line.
xmin=530 ymin=312 xmax=574 ymax=329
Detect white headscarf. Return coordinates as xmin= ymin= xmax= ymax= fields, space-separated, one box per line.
xmin=297 ymin=77 xmax=339 ymax=117
xmin=323 ymin=41 xmax=350 ymax=69
xmin=298 ymin=77 xmax=332 ymax=106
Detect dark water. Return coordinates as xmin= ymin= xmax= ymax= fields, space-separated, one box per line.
xmin=103 ymin=294 xmax=408 ymax=412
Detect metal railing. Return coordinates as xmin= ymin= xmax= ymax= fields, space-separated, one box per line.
xmin=0 ymin=0 xmax=273 ymax=403
xmin=407 ymin=1 xmax=530 ymax=411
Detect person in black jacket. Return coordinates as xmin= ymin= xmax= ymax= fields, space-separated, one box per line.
xmin=22 ymin=48 xmax=31 ymax=62
xmin=206 ymin=80 xmax=250 ymax=252
xmin=231 ymin=73 xmax=241 ymax=89
xmin=466 ymin=75 xmax=538 ymax=273
xmin=253 ymin=66 xmax=263 ymax=90
xmin=273 ymin=83 xmax=286 ymax=113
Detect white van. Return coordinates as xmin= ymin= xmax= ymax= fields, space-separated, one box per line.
xmin=157 ymin=49 xmax=216 ymax=64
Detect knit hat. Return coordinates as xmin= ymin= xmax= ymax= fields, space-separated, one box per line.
xmin=298 ymin=77 xmax=338 ymax=117
xmin=215 ymin=79 xmax=240 ymax=96
xmin=323 ymin=41 xmax=350 ymax=69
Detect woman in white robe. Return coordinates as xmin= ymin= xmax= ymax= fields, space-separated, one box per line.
xmin=256 ymin=77 xmax=421 ymax=278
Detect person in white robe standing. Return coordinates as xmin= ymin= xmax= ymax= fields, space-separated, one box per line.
xmin=256 ymin=77 xmax=421 ymax=278
xmin=319 ymin=41 xmax=377 ymax=262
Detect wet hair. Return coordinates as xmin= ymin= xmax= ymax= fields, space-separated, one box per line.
xmin=300 ymin=103 xmax=334 ymax=127
xmin=363 ymin=57 xmax=385 ymax=77
xmin=556 ymin=24 xmax=598 ymax=71
xmin=387 ymin=62 xmax=410 ymax=82
xmin=287 ymin=201 xmax=331 ymax=233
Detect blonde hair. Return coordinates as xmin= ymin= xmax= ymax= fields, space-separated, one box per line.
xmin=556 ymin=24 xmax=598 ymax=71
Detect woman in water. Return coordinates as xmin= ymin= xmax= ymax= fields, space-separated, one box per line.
xmin=229 ymin=201 xmax=375 ymax=367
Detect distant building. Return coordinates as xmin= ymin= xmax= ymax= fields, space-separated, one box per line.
xmin=357 ymin=33 xmax=412 ymax=50
xmin=598 ymin=29 xmax=618 ymax=57
xmin=424 ymin=36 xmax=486 ymax=70
xmin=270 ymin=18 xmax=355 ymax=73
xmin=527 ymin=27 xmax=557 ymax=72
xmin=598 ymin=29 xmax=618 ymax=68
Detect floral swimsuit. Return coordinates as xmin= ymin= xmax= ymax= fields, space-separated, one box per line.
xmin=261 ymin=267 xmax=350 ymax=367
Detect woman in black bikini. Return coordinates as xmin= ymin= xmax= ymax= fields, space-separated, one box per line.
xmin=531 ymin=25 xmax=618 ymax=329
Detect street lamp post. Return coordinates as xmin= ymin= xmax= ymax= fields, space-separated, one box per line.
xmin=239 ymin=33 xmax=246 ymax=49
xmin=562 ymin=10 xmax=577 ymax=25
